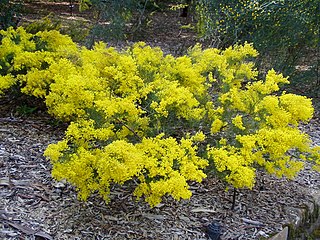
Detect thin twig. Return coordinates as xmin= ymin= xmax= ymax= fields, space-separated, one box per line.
xmin=115 ymin=117 xmax=142 ymax=141
xmin=131 ymin=0 xmax=149 ymax=33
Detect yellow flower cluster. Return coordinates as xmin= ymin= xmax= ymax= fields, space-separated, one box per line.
xmin=45 ymin=133 xmax=207 ymax=207
xmin=0 ymin=27 xmax=78 ymax=97
xmin=232 ymin=115 xmax=246 ymax=130
xmin=0 ymin=75 xmax=15 ymax=95
xmin=310 ymin=146 xmax=320 ymax=171
xmin=208 ymin=146 xmax=256 ymax=189
xmin=187 ymin=43 xmax=316 ymax=189
xmin=0 ymin=27 xmax=33 ymax=93
xmin=1 ymin=27 xmax=319 ymax=206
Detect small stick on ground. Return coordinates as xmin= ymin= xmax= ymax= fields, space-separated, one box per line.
xmin=231 ymin=188 xmax=237 ymax=211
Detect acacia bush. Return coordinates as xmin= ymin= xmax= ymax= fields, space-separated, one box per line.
xmin=0 ymin=27 xmax=319 ymax=206
xmin=196 ymin=0 xmax=320 ymax=97
xmin=0 ymin=27 xmax=78 ymax=96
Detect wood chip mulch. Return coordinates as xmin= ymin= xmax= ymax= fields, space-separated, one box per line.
xmin=0 ymin=112 xmax=320 ymax=240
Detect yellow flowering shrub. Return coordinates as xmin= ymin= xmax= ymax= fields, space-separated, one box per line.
xmin=0 ymin=27 xmax=78 ymax=97
xmin=186 ymin=43 xmax=316 ymax=189
xmin=0 ymin=27 xmax=34 ymax=93
xmin=310 ymin=146 xmax=320 ymax=171
xmin=45 ymin=133 xmax=207 ymax=206
xmin=0 ymin=74 xmax=15 ymax=94
xmin=1 ymin=27 xmax=319 ymax=206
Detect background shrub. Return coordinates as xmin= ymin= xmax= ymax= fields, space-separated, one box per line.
xmin=0 ymin=0 xmax=22 ymax=30
xmin=196 ymin=0 xmax=320 ymax=99
xmin=79 ymin=0 xmax=158 ymax=45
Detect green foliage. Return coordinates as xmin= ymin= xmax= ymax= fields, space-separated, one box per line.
xmin=24 ymin=15 xmax=62 ymax=34
xmin=0 ymin=27 xmax=319 ymax=207
xmin=60 ymin=20 xmax=90 ymax=44
xmin=16 ymin=104 xmax=38 ymax=116
xmin=197 ymin=0 xmax=319 ymax=49
xmin=196 ymin=0 xmax=320 ymax=97
xmin=0 ymin=0 xmax=21 ymax=30
xmin=23 ymin=15 xmax=89 ymax=44
xmin=79 ymin=0 xmax=149 ymax=44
